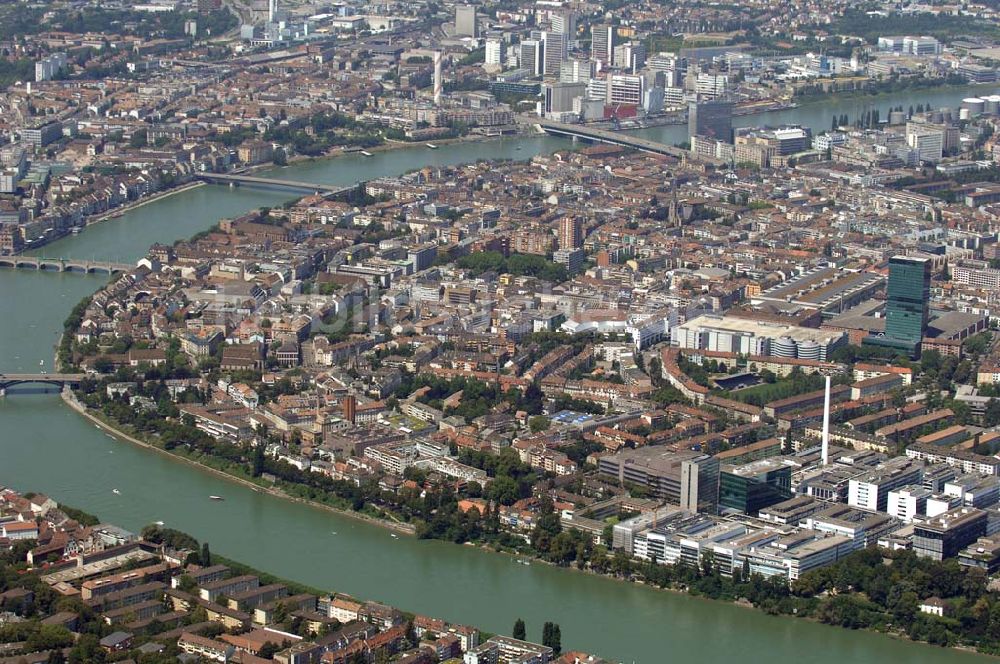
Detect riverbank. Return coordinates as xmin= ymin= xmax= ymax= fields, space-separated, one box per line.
xmin=60 ymin=389 xmax=416 ymax=536
xmin=17 ymin=81 xmax=988 ymax=256
xmin=59 ymin=390 xmax=1000 ymax=659
xmin=217 ymin=130 xmax=539 ymax=194
xmin=17 ymin=181 xmax=208 ymax=257
xmin=23 ymin=132 xmax=535 ymax=256
xmin=793 ymin=82 xmax=990 ymax=108
xmin=12 ymin=81 xmax=996 ymax=260
xmin=365 ymin=131 xmax=526 ymax=154
xmin=86 ymin=181 xmax=207 ymax=226
xmin=3 ymin=488 xmax=558 ymax=662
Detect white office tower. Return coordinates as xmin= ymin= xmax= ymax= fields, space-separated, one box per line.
xmin=614 ymin=42 xmax=646 ymax=74
xmin=692 ymin=72 xmax=729 ymax=99
xmin=506 ymin=49 xmax=519 ymax=69
xmin=433 ymin=51 xmax=442 ymax=106
xmin=485 ymin=38 xmax=505 ymax=68
xmin=542 ymin=31 xmax=567 ymax=77
xmin=591 ymin=24 xmax=615 ymax=65
xmin=586 ymin=77 xmax=607 ymax=102
xmin=559 ymin=58 xmax=594 ymax=84
xmin=606 ymin=73 xmax=644 ymax=106
xmin=550 ymin=10 xmax=576 ymax=37
xmin=520 ymin=39 xmax=544 ymax=77
xmin=649 ymin=52 xmax=685 ymax=87
xmin=455 ymin=4 xmax=477 ymax=37
xmin=905 ymin=123 xmax=944 ymax=163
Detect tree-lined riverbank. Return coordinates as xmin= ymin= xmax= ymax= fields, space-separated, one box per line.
xmin=60 ymin=389 xmax=416 ymax=535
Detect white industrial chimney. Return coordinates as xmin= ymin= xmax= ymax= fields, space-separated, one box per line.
xmin=433 ymin=51 xmax=442 ymax=107
xmin=821 ymin=374 xmax=831 ymax=466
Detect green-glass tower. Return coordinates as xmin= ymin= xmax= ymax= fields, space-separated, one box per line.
xmin=865 ymin=255 xmax=930 ymax=357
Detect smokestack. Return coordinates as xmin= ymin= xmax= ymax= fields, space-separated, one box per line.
xmin=821 ymin=374 xmax=831 ymax=466
xmin=433 ymin=51 xmax=442 ymax=107
xmin=343 ymin=395 xmax=357 ymax=425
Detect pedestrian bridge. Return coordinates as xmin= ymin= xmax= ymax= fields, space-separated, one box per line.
xmin=0 ymin=373 xmax=86 ymax=392
xmin=0 ymin=257 xmax=131 ymax=274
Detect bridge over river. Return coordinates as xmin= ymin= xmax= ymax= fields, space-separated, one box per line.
xmin=0 ymin=257 xmax=131 ymax=274
xmin=520 ymin=115 xmax=724 ymax=166
xmin=196 ymin=173 xmax=360 ymax=197
xmin=0 ymin=373 xmax=86 ymax=393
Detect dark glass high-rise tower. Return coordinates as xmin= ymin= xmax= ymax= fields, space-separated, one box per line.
xmin=688 ymin=99 xmax=733 ymax=143
xmin=865 ymin=255 xmax=930 ymax=357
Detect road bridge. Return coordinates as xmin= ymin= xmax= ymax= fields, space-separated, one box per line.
xmin=520 ymin=116 xmax=724 ymax=166
xmin=0 ymin=373 xmax=86 ymax=393
xmin=0 ymin=257 xmax=131 ymax=274
xmin=197 ymin=173 xmax=359 ymax=197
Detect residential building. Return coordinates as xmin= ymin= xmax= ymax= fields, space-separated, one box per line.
xmin=558 ymin=217 xmax=583 ymax=249
xmin=35 ymin=52 xmax=67 ymax=82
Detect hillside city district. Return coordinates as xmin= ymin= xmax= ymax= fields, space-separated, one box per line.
xmin=12 ymin=0 xmax=1000 ymax=662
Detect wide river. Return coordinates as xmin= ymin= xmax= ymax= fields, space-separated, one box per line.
xmin=1 ymin=87 xmax=995 ymax=663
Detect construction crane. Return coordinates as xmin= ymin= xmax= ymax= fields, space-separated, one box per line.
xmin=608 ymin=103 xmax=623 ymax=130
